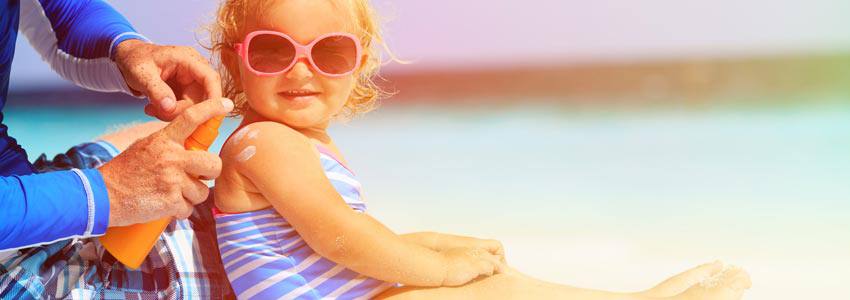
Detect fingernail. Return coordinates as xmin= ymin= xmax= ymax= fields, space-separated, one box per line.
xmin=221 ymin=98 xmax=234 ymax=111
xmin=162 ymin=97 xmax=176 ymax=111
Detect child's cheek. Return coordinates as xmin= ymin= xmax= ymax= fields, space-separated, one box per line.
xmin=325 ymin=76 xmax=355 ymax=108
xmin=245 ymin=76 xmax=275 ymax=97
xmin=243 ymin=78 xmax=279 ymax=114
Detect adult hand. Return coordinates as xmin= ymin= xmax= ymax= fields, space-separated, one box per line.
xmin=98 ymin=98 xmax=233 ymax=227
xmin=114 ymin=39 xmax=222 ymax=121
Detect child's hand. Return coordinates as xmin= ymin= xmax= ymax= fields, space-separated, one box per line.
xmin=440 ymin=247 xmax=504 ymax=286
xmin=433 ymin=234 xmax=506 ymax=263
xmin=470 ymin=238 xmax=506 ymax=263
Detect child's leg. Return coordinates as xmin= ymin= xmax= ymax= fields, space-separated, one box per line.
xmin=376 ymin=268 xmax=641 ymax=300
xmin=375 ymin=265 xmax=749 ymax=300
xmin=642 ymin=261 xmax=726 ymax=297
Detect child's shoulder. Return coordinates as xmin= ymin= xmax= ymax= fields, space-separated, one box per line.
xmin=223 ymin=121 xmax=308 ymax=149
xmin=220 ymin=121 xmax=314 ymax=167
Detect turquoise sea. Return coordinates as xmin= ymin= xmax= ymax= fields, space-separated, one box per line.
xmin=5 ymin=100 xmax=849 ymax=299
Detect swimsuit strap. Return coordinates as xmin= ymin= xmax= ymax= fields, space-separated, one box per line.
xmin=314 ymin=143 xmax=356 ymax=175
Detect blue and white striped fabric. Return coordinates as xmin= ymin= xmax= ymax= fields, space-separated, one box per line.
xmin=215 ymin=146 xmax=395 ymax=299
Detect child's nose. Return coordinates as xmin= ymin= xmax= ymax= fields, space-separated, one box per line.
xmin=285 ymin=56 xmax=314 ymax=80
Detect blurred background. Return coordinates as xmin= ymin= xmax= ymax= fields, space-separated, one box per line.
xmin=6 ymin=1 xmax=850 ymax=299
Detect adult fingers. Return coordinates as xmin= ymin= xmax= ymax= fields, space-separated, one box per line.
xmin=172 ymin=99 xmax=196 ymax=117
xmin=174 ymin=199 xmax=195 ymax=219
xmin=181 ymin=175 xmax=211 ymax=205
xmin=145 ymin=99 xmax=196 ymax=121
xmin=182 ymin=150 xmax=223 ymax=180
xmin=145 ymin=103 xmax=177 ymax=121
xmin=170 ymin=48 xmax=222 ymax=100
xmin=163 ymin=98 xmax=233 ymax=142
xmin=144 ymin=104 xmax=159 ymax=119
xmin=136 ymin=63 xmax=178 ymax=114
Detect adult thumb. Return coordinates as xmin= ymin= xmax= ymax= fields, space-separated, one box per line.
xmin=140 ymin=75 xmax=178 ymax=114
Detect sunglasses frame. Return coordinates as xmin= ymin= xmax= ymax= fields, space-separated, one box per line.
xmin=234 ymin=30 xmax=363 ymax=78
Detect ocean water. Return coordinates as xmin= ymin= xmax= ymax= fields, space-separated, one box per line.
xmin=4 ymin=101 xmax=849 ymax=299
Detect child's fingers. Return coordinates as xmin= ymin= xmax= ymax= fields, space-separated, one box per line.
xmin=476 ymin=251 xmax=505 ymax=275
xmin=475 ymin=259 xmax=495 ymax=277
xmin=479 ymin=239 xmax=507 ymax=263
xmin=481 ymin=239 xmax=504 ymax=254
xmin=493 ymin=249 xmax=507 ymax=264
xmin=493 ymin=260 xmax=508 ymax=274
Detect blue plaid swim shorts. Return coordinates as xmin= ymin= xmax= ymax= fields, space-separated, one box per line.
xmin=0 ymin=141 xmax=234 ymax=299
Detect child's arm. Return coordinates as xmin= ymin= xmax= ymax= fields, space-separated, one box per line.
xmin=223 ymin=122 xmax=502 ymax=287
xmin=401 ymin=232 xmax=506 ymax=262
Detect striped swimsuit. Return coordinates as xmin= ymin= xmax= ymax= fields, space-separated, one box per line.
xmin=214 ymin=145 xmax=395 ymax=299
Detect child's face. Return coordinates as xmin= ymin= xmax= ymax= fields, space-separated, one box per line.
xmin=239 ymin=0 xmax=359 ymax=129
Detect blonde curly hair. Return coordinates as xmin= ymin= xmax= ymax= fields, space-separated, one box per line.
xmin=207 ymin=0 xmax=391 ymax=118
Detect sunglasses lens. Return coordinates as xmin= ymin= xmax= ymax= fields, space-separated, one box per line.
xmin=312 ymin=35 xmax=358 ymax=75
xmin=248 ymin=34 xmax=295 ymax=73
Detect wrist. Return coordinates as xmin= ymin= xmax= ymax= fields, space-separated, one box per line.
xmin=428 ymin=232 xmax=444 ymax=250
xmin=438 ymin=251 xmax=451 ymax=286
xmin=75 ymin=169 xmax=112 ymax=236
xmin=113 ymin=39 xmax=149 ymax=96
xmin=407 ymin=231 xmax=442 ymax=250
xmin=114 ymin=39 xmax=148 ymax=60
xmin=98 ymin=162 xmax=124 ymax=227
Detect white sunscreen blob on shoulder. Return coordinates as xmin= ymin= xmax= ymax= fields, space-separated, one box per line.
xmin=236 ymin=145 xmax=256 ymax=162
xmin=231 ymin=127 xmax=249 ymax=143
xmin=246 ymin=129 xmax=259 ymax=140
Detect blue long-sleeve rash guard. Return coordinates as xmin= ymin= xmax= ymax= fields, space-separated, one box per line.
xmin=0 ymin=0 xmax=148 ymax=250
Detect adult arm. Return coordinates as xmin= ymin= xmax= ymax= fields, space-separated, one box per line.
xmin=0 ymin=99 xmax=231 ymax=251
xmin=19 ymin=0 xmax=222 ymax=120
xmin=0 ymin=169 xmax=109 ymax=251
xmin=18 ymin=0 xmax=147 ymax=94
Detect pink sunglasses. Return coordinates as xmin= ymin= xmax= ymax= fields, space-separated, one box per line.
xmin=235 ymin=31 xmax=362 ymax=78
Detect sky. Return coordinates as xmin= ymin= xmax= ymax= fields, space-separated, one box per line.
xmin=9 ymin=0 xmax=850 ymax=89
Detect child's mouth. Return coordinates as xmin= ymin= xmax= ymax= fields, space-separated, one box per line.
xmin=278 ymin=90 xmax=319 ymax=98
xmin=279 ymin=90 xmax=321 ymax=102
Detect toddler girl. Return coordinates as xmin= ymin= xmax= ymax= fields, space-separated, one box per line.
xmin=209 ymin=0 xmax=751 ymax=299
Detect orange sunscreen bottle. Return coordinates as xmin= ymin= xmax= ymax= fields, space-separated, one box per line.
xmin=99 ymin=116 xmax=224 ymax=269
